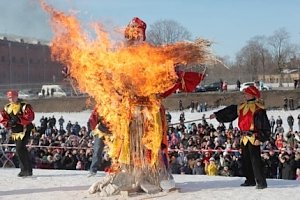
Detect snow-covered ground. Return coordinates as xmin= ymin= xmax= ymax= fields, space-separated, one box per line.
xmin=0 ymin=168 xmax=299 ymax=200
xmin=33 ymin=108 xmax=300 ymax=133
xmin=1 ymin=108 xmax=299 ymax=200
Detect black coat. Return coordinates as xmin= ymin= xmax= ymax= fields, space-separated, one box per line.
xmin=214 ymin=102 xmax=271 ymax=142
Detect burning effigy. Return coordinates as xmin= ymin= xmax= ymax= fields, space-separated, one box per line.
xmin=41 ymin=1 xmax=213 ymax=197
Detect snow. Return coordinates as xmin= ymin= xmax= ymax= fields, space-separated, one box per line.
xmin=1 ymin=108 xmax=300 ymax=199
xmin=0 ymin=168 xmax=299 ymax=200
xmin=33 ymin=108 xmax=300 ymax=133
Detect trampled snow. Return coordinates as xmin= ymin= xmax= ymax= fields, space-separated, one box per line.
xmin=33 ymin=108 xmax=300 ymax=133
xmin=0 ymin=168 xmax=299 ymax=200
xmin=1 ymin=108 xmax=299 ymax=199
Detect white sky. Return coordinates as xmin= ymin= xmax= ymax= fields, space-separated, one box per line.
xmin=0 ymin=0 xmax=299 ymax=59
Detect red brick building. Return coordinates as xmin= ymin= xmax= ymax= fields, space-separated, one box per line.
xmin=0 ymin=35 xmax=64 ymax=91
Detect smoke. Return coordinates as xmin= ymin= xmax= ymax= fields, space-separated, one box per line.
xmin=0 ymin=0 xmax=52 ymax=40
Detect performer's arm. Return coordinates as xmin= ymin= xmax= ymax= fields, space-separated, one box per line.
xmin=19 ymin=104 xmax=35 ymax=126
xmin=254 ymin=109 xmax=271 ymax=142
xmin=0 ymin=109 xmax=10 ymax=128
xmin=214 ymin=105 xmax=238 ymax=123
xmin=89 ymin=109 xmax=99 ymax=130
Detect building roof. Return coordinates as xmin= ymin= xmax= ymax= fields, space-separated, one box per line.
xmin=0 ymin=33 xmax=50 ymax=46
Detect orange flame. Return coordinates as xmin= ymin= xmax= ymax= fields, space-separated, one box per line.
xmin=40 ymin=1 xmax=212 ymax=167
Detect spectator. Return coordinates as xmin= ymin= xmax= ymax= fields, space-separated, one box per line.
xmin=262 ymin=152 xmax=273 ymax=178
xmin=179 ymin=112 xmax=185 ymax=124
xmin=66 ymin=121 xmax=72 ymax=132
xmin=193 ymin=158 xmax=205 ymax=175
xmin=283 ymin=98 xmax=288 ymax=111
xmin=287 ymin=114 xmax=294 ymax=132
xmin=205 ymin=157 xmax=218 ymax=176
xmin=222 ymin=81 xmax=228 ymax=92
xmin=298 ymin=114 xmax=300 ymax=131
xmin=269 ymin=116 xmax=275 ymax=136
xmin=87 ymin=109 xmax=111 ymax=177
xmin=71 ymin=122 xmax=81 ymax=135
xmin=278 ymin=150 xmax=296 ymax=180
xmin=296 ymin=168 xmax=300 ymax=180
xmin=276 ymin=116 xmax=283 ymax=128
xmin=39 ymin=116 xmax=47 ymax=134
xmin=49 ymin=115 xmax=56 ymax=128
xmin=50 ymin=88 xmax=55 ymax=96
xmin=236 ymin=79 xmax=241 ymax=90
xmin=179 ymin=100 xmax=183 ymax=111
xmin=288 ymin=97 xmax=294 ymax=110
xmin=196 ymin=102 xmax=202 ymax=112
xmin=204 ymin=102 xmax=208 ymax=112
xmin=275 ymin=134 xmax=284 ymax=149
xmin=58 ymin=116 xmax=65 ymax=130
xmin=190 ymin=100 xmax=195 ymax=113
xmin=219 ymin=164 xmax=233 ymax=176
xmin=166 ymin=112 xmax=172 ymax=123
xmin=219 ymin=79 xmax=223 ymax=92
xmin=275 ymin=124 xmax=284 ymax=135
xmin=294 ymin=79 xmax=298 ymax=89
xmin=61 ymin=151 xmax=77 ymax=170
xmin=169 ymin=155 xmax=181 ymax=174
xmin=230 ymin=155 xmax=243 ymax=177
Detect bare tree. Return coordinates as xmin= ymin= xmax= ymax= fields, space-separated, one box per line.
xmin=249 ymin=36 xmax=272 ymax=81
xmin=147 ymin=19 xmax=192 ymax=45
xmin=236 ymin=41 xmax=261 ymax=81
xmin=267 ymin=28 xmax=294 ymax=85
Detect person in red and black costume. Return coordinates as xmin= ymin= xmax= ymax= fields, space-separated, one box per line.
xmin=210 ymin=85 xmax=271 ymax=189
xmin=0 ymin=90 xmax=35 ymax=177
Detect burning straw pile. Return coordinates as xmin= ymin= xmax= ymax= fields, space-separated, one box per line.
xmin=41 ymin=1 xmax=213 ymax=197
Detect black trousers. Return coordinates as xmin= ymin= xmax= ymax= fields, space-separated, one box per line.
xmin=15 ymin=128 xmax=32 ymax=173
xmin=241 ymin=141 xmax=267 ymax=186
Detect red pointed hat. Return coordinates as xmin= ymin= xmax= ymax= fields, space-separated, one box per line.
xmin=6 ymin=90 xmax=18 ymax=98
xmin=243 ymin=85 xmax=260 ymax=98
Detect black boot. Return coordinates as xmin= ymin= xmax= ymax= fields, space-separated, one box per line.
xmin=240 ymin=180 xmax=256 ymax=186
xmin=256 ymin=184 xmax=267 ymax=189
xmin=256 ymin=180 xmax=267 ymax=189
xmin=18 ymin=171 xmax=32 ymax=177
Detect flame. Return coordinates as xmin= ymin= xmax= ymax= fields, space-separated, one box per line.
xmin=40 ymin=1 xmax=212 ymax=168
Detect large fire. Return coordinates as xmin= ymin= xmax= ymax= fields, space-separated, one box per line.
xmin=40 ymin=1 xmax=211 ymax=169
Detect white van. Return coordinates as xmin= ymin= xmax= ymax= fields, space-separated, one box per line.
xmin=240 ymin=81 xmax=272 ymax=91
xmin=38 ymin=85 xmax=67 ymax=97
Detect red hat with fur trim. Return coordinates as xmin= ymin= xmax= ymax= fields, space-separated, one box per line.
xmin=6 ymin=90 xmax=18 ymax=98
xmin=243 ymin=85 xmax=260 ymax=98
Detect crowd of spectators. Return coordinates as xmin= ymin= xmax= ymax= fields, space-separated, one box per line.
xmin=1 ymin=111 xmax=300 ymax=180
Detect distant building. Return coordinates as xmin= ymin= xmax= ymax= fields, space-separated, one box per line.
xmin=258 ymin=69 xmax=300 ymax=83
xmin=0 ymin=34 xmax=64 ymax=90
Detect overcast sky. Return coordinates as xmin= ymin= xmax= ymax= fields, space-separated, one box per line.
xmin=0 ymin=0 xmax=299 ymax=60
